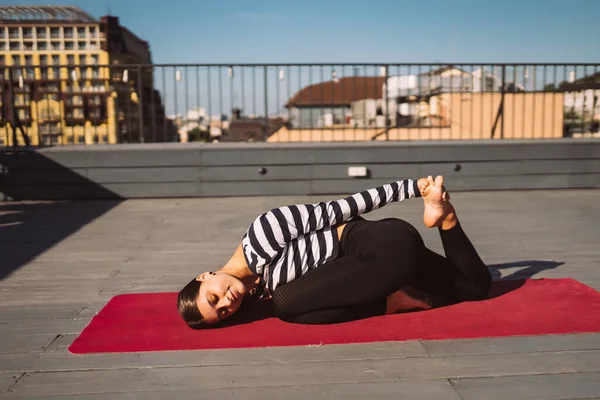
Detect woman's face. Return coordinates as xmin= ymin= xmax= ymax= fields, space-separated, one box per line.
xmin=195 ymin=272 xmax=247 ymax=325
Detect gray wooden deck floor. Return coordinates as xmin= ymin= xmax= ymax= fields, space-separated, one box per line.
xmin=1 ymin=189 xmax=599 ymax=399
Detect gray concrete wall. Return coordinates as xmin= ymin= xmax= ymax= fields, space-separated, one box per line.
xmin=1 ymin=139 xmax=599 ymax=200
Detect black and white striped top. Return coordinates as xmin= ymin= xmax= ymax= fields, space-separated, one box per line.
xmin=241 ymin=178 xmax=421 ymax=292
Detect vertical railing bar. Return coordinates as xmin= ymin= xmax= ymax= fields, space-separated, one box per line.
xmin=591 ymin=65 xmax=598 ymax=138
xmin=219 ymin=66 xmax=223 ymax=123
xmin=531 ymin=65 xmax=536 ymax=139
xmin=513 ymin=64 xmax=529 ymax=139
xmin=207 ymin=66 xmax=212 ymax=136
xmin=263 ymin=65 xmax=268 ymax=140
xmin=241 ymin=66 xmax=245 ymax=121
xmin=286 ymin=65 xmax=291 ymax=136
xmin=384 ymin=64 xmax=389 ymax=141
xmin=173 ymin=66 xmax=179 ymax=144
xmin=309 ymin=65 xmax=313 ymax=141
xmin=184 ymin=66 xmax=189 ymax=139
xmin=230 ymin=66 xmax=234 ymax=132
xmin=320 ymin=65 xmax=324 ymax=142
xmin=500 ymin=65 xmax=506 ymax=139
xmin=541 ymin=65 xmax=546 ymax=139
xmin=480 ymin=64 xmax=484 ymax=139
xmin=162 ymin=66 xmax=167 ymax=142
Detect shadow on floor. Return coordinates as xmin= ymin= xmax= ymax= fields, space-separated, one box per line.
xmin=487 ymin=260 xmax=565 ymax=281
xmin=485 ymin=260 xmax=566 ymax=299
xmin=0 ymin=148 xmax=122 ymax=280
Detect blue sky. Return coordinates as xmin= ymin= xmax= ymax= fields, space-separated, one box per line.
xmin=7 ymin=0 xmax=600 ymax=63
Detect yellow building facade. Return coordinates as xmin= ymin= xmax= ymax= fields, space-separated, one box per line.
xmin=0 ymin=6 xmax=167 ymax=146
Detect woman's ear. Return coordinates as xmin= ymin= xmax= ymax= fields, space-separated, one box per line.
xmin=195 ymin=272 xmax=211 ymax=282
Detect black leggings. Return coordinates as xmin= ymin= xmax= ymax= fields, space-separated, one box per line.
xmin=272 ymin=217 xmax=492 ymax=324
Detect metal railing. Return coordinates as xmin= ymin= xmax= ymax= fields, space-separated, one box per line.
xmin=0 ymin=63 xmax=599 ymax=147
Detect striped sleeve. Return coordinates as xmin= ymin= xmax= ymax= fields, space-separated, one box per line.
xmin=241 ymin=178 xmax=421 ymax=276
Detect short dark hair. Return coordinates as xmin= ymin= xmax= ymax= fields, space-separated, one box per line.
xmin=177 ymin=278 xmax=204 ymax=329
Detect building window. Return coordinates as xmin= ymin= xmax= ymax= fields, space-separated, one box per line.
xmin=9 ymin=42 xmax=21 ymax=51
xmin=64 ymin=27 xmax=73 ymax=39
xmin=25 ymin=68 xmax=34 ymax=79
xmin=65 ymin=42 xmax=74 ymax=50
xmin=24 ymin=55 xmax=33 ymax=65
xmin=66 ymin=55 xmax=75 ymax=65
xmin=0 ymin=43 xmax=5 ymax=51
xmin=51 ymin=55 xmax=60 ymax=65
xmin=77 ymin=27 xmax=86 ymax=38
xmin=15 ymin=95 xmax=28 ymax=105
xmin=19 ymin=109 xmax=31 ymax=120
xmin=90 ymin=55 xmax=98 ymax=65
xmin=11 ymin=55 xmax=21 ymax=66
xmin=37 ymin=41 xmax=47 ymax=50
xmin=0 ymin=55 xmax=5 ymax=65
xmin=9 ymin=27 xmax=19 ymax=39
xmin=36 ymin=27 xmax=47 ymax=39
xmin=23 ymin=41 xmax=34 ymax=51
xmin=77 ymin=41 xmax=86 ymax=51
xmin=50 ymin=27 xmax=60 ymax=39
xmin=22 ymin=27 xmax=33 ymax=39
xmin=79 ymin=55 xmax=87 ymax=65
xmin=51 ymin=41 xmax=61 ymax=50
xmin=39 ymin=55 xmax=48 ymax=65
xmin=0 ymin=28 xmax=5 ymax=39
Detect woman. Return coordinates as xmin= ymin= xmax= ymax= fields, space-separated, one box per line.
xmin=177 ymin=175 xmax=492 ymax=327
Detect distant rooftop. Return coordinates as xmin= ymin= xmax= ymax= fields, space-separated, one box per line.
xmin=0 ymin=5 xmax=97 ymax=23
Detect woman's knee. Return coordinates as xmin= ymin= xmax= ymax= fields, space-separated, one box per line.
xmin=461 ymin=273 xmax=492 ymax=301
xmin=272 ymin=289 xmax=300 ymax=320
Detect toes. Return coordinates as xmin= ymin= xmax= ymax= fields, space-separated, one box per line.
xmin=434 ymin=175 xmax=444 ymax=187
xmin=427 ymin=175 xmax=435 ymax=185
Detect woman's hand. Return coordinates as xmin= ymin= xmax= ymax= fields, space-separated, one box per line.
xmin=385 ymin=287 xmax=432 ymax=314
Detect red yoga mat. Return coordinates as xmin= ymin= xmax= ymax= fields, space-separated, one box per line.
xmin=69 ymin=278 xmax=600 ymax=354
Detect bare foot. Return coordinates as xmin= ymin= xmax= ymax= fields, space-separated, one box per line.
xmin=417 ymin=175 xmax=458 ymax=230
xmin=386 ymin=287 xmax=432 ymax=314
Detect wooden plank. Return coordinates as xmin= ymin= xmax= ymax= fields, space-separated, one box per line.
xmin=200 ymin=180 xmax=312 ymax=196
xmin=1 ymin=169 xmax=89 ymax=185
xmin=1 ymin=182 xmax=202 ymax=200
xmin=422 ymin=333 xmax=600 ymax=356
xmin=6 ymin=160 xmax=599 ymax=188
xmin=199 ymin=140 xmax=600 ymax=165
xmin=86 ymin=167 xmax=201 ymax=183
xmin=309 ymin=173 xmax=600 ymax=195
xmin=0 ymin=319 xmax=89 ymax=336
xmin=9 ymin=350 xmax=600 ymax=395
xmin=0 ymin=353 xmax=37 ymax=372
xmin=201 ymin=165 xmax=313 ymax=181
xmin=2 ymin=379 xmax=462 ymax=399
xmin=451 ymin=372 xmax=600 ymax=400
xmin=1 ymin=184 xmax=120 ymax=200
xmin=0 ymin=335 xmax=58 ymax=354
xmin=31 ymin=341 xmax=428 ymax=372
xmin=0 ymin=373 xmax=20 ymax=392
xmin=0 ymin=307 xmax=82 ymax=322
xmin=38 ymin=147 xmax=201 ymax=168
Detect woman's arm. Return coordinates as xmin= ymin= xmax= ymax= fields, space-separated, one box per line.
xmin=241 ymin=178 xmax=421 ymax=273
